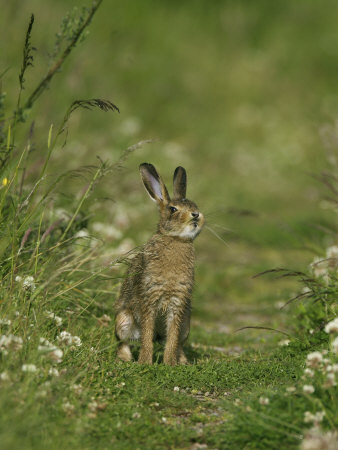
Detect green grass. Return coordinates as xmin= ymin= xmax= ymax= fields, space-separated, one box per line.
xmin=0 ymin=1 xmax=337 ymax=449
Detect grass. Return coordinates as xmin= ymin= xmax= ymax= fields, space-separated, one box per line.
xmin=0 ymin=1 xmax=337 ymax=449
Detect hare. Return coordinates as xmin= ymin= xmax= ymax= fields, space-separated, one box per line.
xmin=115 ymin=163 xmax=204 ymax=365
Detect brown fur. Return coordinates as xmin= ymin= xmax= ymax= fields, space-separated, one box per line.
xmin=115 ymin=163 xmax=204 ymax=365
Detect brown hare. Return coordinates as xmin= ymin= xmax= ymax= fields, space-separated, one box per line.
xmin=115 ymin=163 xmax=204 ymax=365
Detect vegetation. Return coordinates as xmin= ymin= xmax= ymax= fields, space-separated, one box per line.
xmin=0 ymin=1 xmax=337 ymax=448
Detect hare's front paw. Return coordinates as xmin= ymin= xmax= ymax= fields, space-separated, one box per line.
xmin=163 ymin=351 xmax=178 ymax=366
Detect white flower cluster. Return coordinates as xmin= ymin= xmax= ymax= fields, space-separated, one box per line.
xmin=38 ymin=338 xmax=63 ymax=364
xmin=259 ymin=396 xmax=269 ymax=405
xmin=45 ymin=311 xmax=63 ymax=326
xmin=324 ymin=317 xmax=338 ymax=334
xmin=15 ymin=275 xmax=36 ymax=291
xmin=0 ymin=318 xmax=11 ymax=326
xmin=310 ymin=246 xmax=338 ymax=283
xmin=0 ymin=334 xmax=23 ymax=355
xmin=301 ymin=427 xmax=337 ymax=450
xmin=304 ymin=411 xmax=325 ymax=425
xmin=304 ymin=350 xmax=337 ymax=388
xmin=22 ymin=364 xmax=37 ymax=373
xmin=57 ymin=331 xmax=82 ymax=348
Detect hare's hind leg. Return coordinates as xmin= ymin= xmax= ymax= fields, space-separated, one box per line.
xmin=115 ymin=310 xmax=139 ymax=362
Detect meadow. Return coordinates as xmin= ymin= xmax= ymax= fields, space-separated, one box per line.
xmin=0 ymin=1 xmax=337 ymax=448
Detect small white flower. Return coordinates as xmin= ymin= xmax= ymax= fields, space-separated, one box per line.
xmin=15 ymin=276 xmax=22 ymax=282
xmin=278 ymin=339 xmax=290 ymax=347
xmin=132 ymin=412 xmax=141 ymax=419
xmin=0 ymin=371 xmax=10 ymax=381
xmin=71 ymin=384 xmax=83 ymax=395
xmin=259 ymin=397 xmax=269 ymax=405
xmin=173 ymin=386 xmax=180 ymax=392
xmin=304 ymin=411 xmax=325 ymax=425
xmin=62 ymin=401 xmax=75 ymax=414
xmin=332 ymin=336 xmax=338 ymax=355
xmin=306 ymin=352 xmax=323 ymax=368
xmin=74 ymin=229 xmax=89 ymax=239
xmin=72 ymin=336 xmax=82 ymax=347
xmin=304 ymin=368 xmax=314 ymax=377
xmin=286 ymin=386 xmax=296 ymax=393
xmin=22 ymin=364 xmax=37 ymax=373
xmin=48 ymin=368 xmax=59 ymax=377
xmin=0 ymin=319 xmax=11 ymax=326
xmin=326 ymin=245 xmax=338 ymax=259
xmin=324 ymin=317 xmax=338 ymax=334
xmin=48 ymin=348 xmax=63 ymax=364
xmin=45 ymin=311 xmax=63 ymax=326
xmin=303 ymin=384 xmax=315 ymax=394
xmin=23 ymin=276 xmax=36 ymax=291
xmin=161 ymin=417 xmax=167 ymax=423
xmin=0 ymin=334 xmax=23 ymax=353
xmin=57 ymin=331 xmax=81 ymax=347
xmin=325 ymin=372 xmax=336 ymax=388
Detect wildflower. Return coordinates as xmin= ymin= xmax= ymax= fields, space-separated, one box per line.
xmin=48 ymin=348 xmax=63 ymax=364
xmin=22 ymin=364 xmax=37 ymax=373
xmin=326 ymin=245 xmax=338 ymax=259
xmin=161 ymin=417 xmax=167 ymax=423
xmin=15 ymin=276 xmax=22 ymax=282
xmin=311 ymin=257 xmax=328 ymax=279
xmin=0 ymin=318 xmax=11 ymax=326
xmin=306 ymin=352 xmax=323 ymax=368
xmin=48 ymin=368 xmax=59 ymax=377
xmin=74 ymin=229 xmax=89 ymax=239
xmin=57 ymin=331 xmax=82 ymax=347
xmin=233 ymin=398 xmax=241 ymax=406
xmin=132 ymin=412 xmax=141 ymax=419
xmin=259 ymin=396 xmax=269 ymax=405
xmin=0 ymin=334 xmax=23 ymax=354
xmin=71 ymin=384 xmax=83 ymax=395
xmin=324 ymin=318 xmax=338 ymax=334
xmin=304 ymin=411 xmax=325 ymax=425
xmin=2 ymin=177 xmax=8 ymax=186
xmin=301 ymin=427 xmax=338 ymax=450
xmin=45 ymin=311 xmax=63 ymax=326
xmin=304 ymin=368 xmax=314 ymax=377
xmin=278 ymin=339 xmax=290 ymax=346
xmin=62 ymin=401 xmax=75 ymax=415
xmin=173 ymin=386 xmax=180 ymax=392
xmin=22 ymin=276 xmax=36 ymax=291
xmin=0 ymin=371 xmax=10 ymax=381
xmin=324 ymin=373 xmax=336 ymax=388
xmin=332 ymin=336 xmax=338 ymax=355
xmin=303 ymin=385 xmax=315 ymax=394
xmin=286 ymin=386 xmax=296 ymax=393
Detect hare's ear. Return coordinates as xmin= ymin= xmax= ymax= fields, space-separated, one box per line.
xmin=139 ymin=163 xmax=170 ymax=205
xmin=173 ymin=166 xmax=187 ymax=200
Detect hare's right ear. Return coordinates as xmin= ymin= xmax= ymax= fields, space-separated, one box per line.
xmin=173 ymin=166 xmax=187 ymax=199
xmin=139 ymin=163 xmax=170 ymax=205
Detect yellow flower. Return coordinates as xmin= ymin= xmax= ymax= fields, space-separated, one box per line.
xmin=2 ymin=178 xmax=8 ymax=186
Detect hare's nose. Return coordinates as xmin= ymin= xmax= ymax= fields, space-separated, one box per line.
xmin=191 ymin=212 xmax=199 ymax=219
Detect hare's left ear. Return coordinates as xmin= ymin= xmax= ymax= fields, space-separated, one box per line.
xmin=173 ymin=166 xmax=187 ymax=199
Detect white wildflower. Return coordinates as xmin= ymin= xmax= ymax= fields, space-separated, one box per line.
xmin=278 ymin=339 xmax=290 ymax=346
xmin=0 ymin=318 xmax=11 ymax=326
xmin=332 ymin=336 xmax=338 ymax=355
xmin=326 ymin=245 xmax=338 ymax=259
xmin=57 ymin=331 xmax=82 ymax=347
xmin=62 ymin=401 xmax=75 ymax=415
xmin=15 ymin=275 xmax=22 ymax=282
xmin=325 ymin=373 xmax=336 ymax=388
xmin=132 ymin=412 xmax=141 ymax=419
xmin=173 ymin=386 xmax=180 ymax=392
xmin=0 ymin=334 xmax=23 ymax=353
xmin=304 ymin=411 xmax=325 ymax=425
xmin=45 ymin=311 xmax=63 ymax=326
xmin=324 ymin=317 xmax=338 ymax=334
xmin=286 ymin=386 xmax=296 ymax=393
xmin=74 ymin=229 xmax=89 ymax=239
xmin=71 ymin=384 xmax=83 ymax=395
xmin=161 ymin=417 xmax=167 ymax=423
xmin=304 ymin=368 xmax=314 ymax=377
xmin=303 ymin=384 xmax=315 ymax=394
xmin=0 ymin=371 xmax=10 ymax=381
xmin=22 ymin=276 xmax=36 ymax=291
xmin=259 ymin=397 xmax=269 ymax=405
xmin=22 ymin=364 xmax=37 ymax=373
xmin=48 ymin=348 xmax=63 ymax=364
xmin=306 ymin=352 xmax=323 ymax=368
xmin=301 ymin=427 xmax=338 ymax=450
xmin=48 ymin=368 xmax=59 ymax=377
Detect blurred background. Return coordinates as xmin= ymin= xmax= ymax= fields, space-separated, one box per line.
xmin=1 ymin=0 xmax=337 ymax=341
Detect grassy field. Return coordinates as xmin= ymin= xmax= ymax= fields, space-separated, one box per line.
xmin=0 ymin=1 xmax=337 ymax=448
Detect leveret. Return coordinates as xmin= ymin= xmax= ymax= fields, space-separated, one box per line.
xmin=115 ymin=163 xmax=204 ymax=365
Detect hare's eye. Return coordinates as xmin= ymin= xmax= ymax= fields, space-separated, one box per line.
xmin=169 ymin=206 xmax=178 ymax=214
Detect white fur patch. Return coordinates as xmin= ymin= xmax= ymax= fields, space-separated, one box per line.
xmin=171 ymin=224 xmax=200 ymax=239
